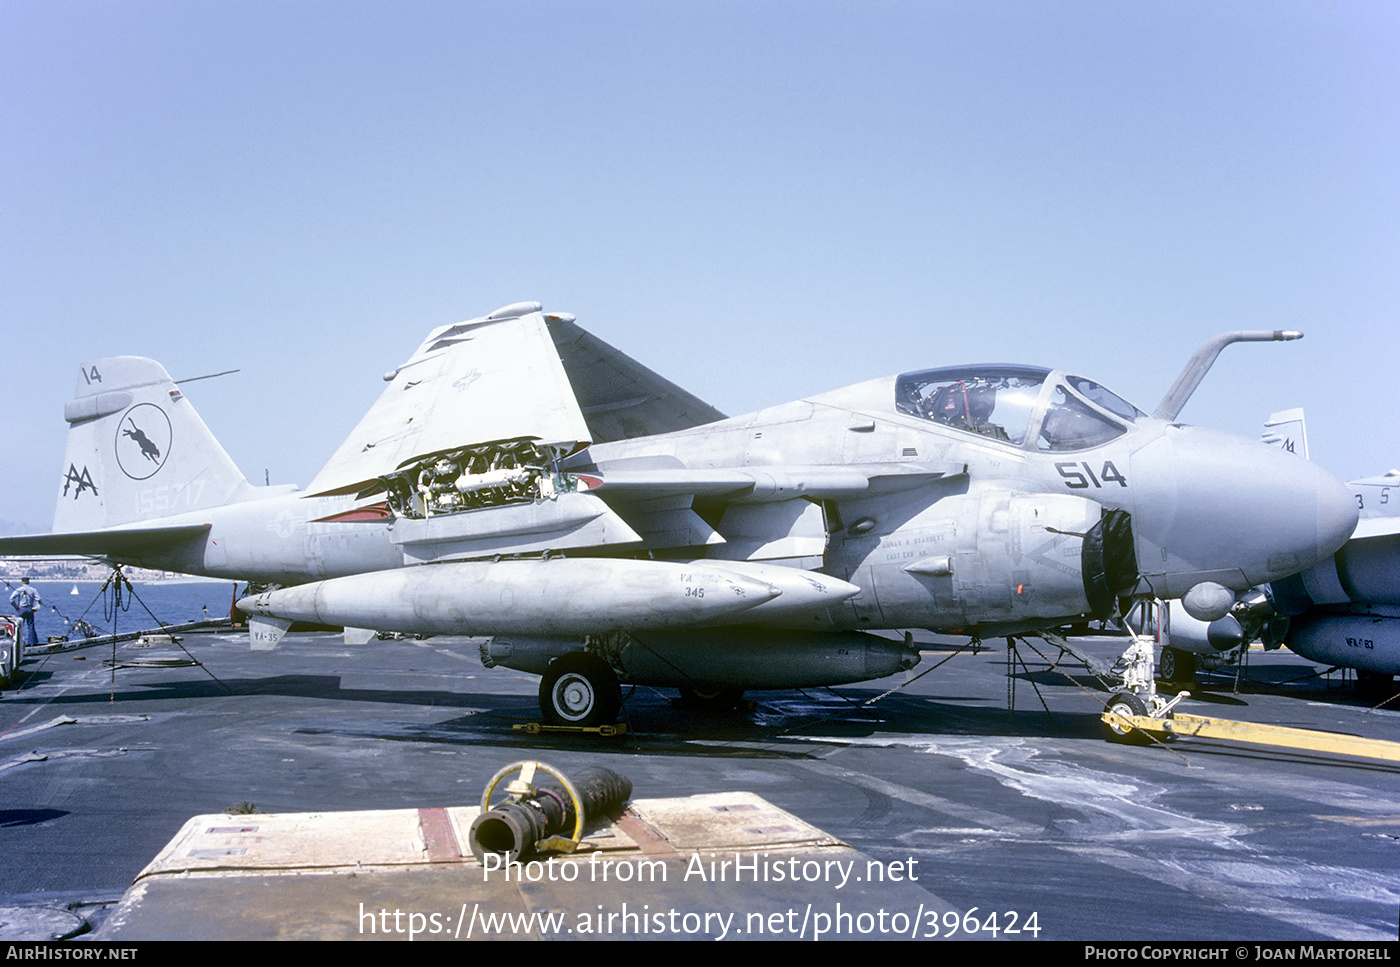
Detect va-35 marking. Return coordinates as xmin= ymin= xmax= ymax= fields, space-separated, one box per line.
xmin=0 ymin=305 xmax=1356 ymax=726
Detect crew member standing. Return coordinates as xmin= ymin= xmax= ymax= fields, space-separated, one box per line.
xmin=9 ymin=577 xmax=41 ymax=647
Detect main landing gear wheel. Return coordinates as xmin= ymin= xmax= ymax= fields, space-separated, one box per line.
xmin=1103 ymin=691 xmax=1151 ymax=744
xmin=539 ymin=653 xmax=621 ymax=727
xmin=1158 ymin=647 xmax=1195 ymax=684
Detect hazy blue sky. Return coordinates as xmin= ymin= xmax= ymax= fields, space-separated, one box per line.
xmin=3 ymin=1 xmax=1396 ymax=531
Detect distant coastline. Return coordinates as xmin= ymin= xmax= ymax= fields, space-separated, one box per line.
xmin=0 ymin=559 xmax=227 ymax=583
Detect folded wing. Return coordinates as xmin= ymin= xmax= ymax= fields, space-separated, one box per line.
xmin=307 ymin=303 xmax=594 ymax=498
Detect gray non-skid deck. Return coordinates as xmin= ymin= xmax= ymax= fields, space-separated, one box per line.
xmin=1 ymin=629 xmax=1396 ymax=940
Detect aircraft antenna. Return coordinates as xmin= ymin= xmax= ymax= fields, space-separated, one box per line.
xmin=175 ymin=369 xmax=241 ymax=384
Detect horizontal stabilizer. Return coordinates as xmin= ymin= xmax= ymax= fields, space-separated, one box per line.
xmin=0 ymin=523 xmax=210 ymax=558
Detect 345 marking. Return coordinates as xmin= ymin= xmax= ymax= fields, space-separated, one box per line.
xmin=1056 ymin=461 xmax=1127 ymax=489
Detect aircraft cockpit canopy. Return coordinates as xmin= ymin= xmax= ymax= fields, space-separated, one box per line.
xmin=1063 ymin=376 xmax=1146 ymax=424
xmin=895 ymin=366 xmax=1145 ymax=452
xmin=896 ymin=366 xmax=1049 ymax=445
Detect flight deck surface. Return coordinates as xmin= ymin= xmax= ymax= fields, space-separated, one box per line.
xmin=1 ymin=629 xmax=1396 ymax=941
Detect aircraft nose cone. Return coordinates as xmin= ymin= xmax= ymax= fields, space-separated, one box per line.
xmin=1245 ymin=448 xmax=1358 ymax=580
xmin=1129 ymin=426 xmax=1357 ymax=598
xmin=1312 ymin=465 xmax=1363 ymax=557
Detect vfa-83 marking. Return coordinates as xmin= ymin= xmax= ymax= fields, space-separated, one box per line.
xmin=0 ymin=307 xmax=1357 ymax=728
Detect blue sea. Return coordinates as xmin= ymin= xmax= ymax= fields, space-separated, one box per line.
xmin=4 ymin=579 xmax=243 ymax=641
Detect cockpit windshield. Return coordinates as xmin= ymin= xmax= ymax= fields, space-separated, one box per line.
xmin=896 ymin=366 xmax=1050 ymax=446
xmin=1037 ymin=386 xmax=1125 ymax=451
xmin=1064 ymin=376 xmax=1145 ymax=423
xmin=896 ymin=367 xmax=1144 ymax=452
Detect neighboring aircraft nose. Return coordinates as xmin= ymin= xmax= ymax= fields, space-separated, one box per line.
xmin=1129 ymin=426 xmax=1357 ymax=599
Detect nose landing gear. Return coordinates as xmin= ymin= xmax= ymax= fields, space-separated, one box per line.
xmin=1103 ymin=602 xmax=1186 ymax=743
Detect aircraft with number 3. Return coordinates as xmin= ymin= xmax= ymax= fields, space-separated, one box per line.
xmin=0 ymin=304 xmax=1358 ymax=725
xmin=1135 ymin=408 xmax=1400 ymax=694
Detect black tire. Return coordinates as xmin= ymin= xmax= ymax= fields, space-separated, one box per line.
xmin=1158 ymin=647 xmax=1195 ymax=684
xmin=539 ymin=653 xmax=621 ymax=727
xmin=677 ymin=685 xmax=745 ymax=710
xmin=1103 ymin=691 xmax=1150 ymax=744
xmin=1356 ymin=670 xmax=1396 ymax=697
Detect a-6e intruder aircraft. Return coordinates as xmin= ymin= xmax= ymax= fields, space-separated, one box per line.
xmin=1 ymin=303 xmax=1357 ymax=727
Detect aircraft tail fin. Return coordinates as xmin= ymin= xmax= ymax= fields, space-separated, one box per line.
xmin=54 ymin=357 xmax=256 ymax=532
xmin=1261 ymin=408 xmax=1309 ymax=460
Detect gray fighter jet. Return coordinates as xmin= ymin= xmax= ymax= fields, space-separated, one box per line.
xmin=1122 ymin=410 xmax=1399 ymax=694
xmin=1 ymin=303 xmax=1358 ymax=724
xmin=1257 ymin=414 xmax=1400 ymax=691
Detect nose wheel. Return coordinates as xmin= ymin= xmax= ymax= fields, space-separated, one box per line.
xmin=1103 ymin=691 xmax=1152 ymax=744
xmin=539 ymin=652 xmax=622 ymax=727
